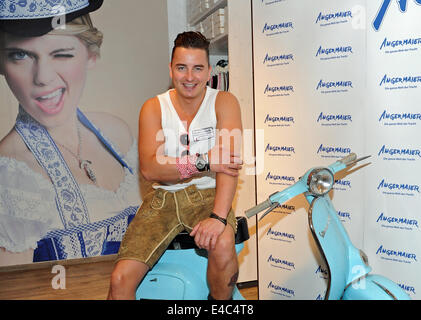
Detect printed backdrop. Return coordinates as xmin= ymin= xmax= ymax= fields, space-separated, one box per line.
xmin=253 ymin=0 xmax=421 ymax=300
xmin=0 ymin=0 xmax=170 ymax=267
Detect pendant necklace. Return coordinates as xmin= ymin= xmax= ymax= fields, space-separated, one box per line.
xmin=55 ymin=121 xmax=98 ymax=185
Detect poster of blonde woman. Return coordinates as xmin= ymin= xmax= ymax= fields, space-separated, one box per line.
xmin=0 ymin=0 xmax=169 ymax=266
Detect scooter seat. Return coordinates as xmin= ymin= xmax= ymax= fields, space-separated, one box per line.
xmin=167 ymin=216 xmax=250 ymax=250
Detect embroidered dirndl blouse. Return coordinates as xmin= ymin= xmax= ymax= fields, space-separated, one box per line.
xmin=0 ymin=108 xmax=141 ymax=261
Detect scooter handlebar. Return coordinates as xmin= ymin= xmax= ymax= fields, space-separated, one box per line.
xmin=245 ymin=198 xmax=273 ymax=218
xmin=339 ymin=153 xmax=357 ymax=166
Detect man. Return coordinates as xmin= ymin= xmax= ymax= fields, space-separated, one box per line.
xmin=108 ymin=31 xmax=243 ymax=300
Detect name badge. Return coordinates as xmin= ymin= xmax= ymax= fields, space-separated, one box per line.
xmin=191 ymin=127 xmax=215 ymax=142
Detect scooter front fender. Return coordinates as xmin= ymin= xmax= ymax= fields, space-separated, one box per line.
xmin=309 ymin=196 xmax=371 ymax=299
xmin=342 ymin=274 xmax=411 ymax=300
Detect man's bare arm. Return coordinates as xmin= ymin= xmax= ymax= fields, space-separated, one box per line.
xmin=212 ymin=91 xmax=243 ymax=219
xmin=190 ymin=91 xmax=243 ymax=250
xmin=138 ymin=97 xmax=181 ymax=182
xmin=138 ymin=97 xmax=242 ymax=183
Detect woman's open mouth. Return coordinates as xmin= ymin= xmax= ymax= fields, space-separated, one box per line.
xmin=34 ymin=88 xmax=65 ymax=115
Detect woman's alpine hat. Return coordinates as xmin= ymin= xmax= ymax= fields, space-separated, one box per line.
xmin=0 ymin=0 xmax=103 ymax=37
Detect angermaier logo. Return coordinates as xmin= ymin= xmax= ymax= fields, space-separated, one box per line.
xmin=337 ymin=210 xmax=352 ymax=222
xmin=264 ymin=114 xmax=295 ymax=127
xmin=378 ymin=145 xmax=421 ymax=161
xmin=267 ymin=281 xmax=295 ymax=298
xmin=265 ymin=143 xmax=295 ymax=157
xmin=315 ymin=10 xmax=353 ymax=27
xmin=376 ymin=212 xmax=419 ymax=231
xmin=265 ymin=172 xmax=295 ymax=186
xmin=377 ymin=179 xmax=420 ymax=196
xmin=267 ymin=254 xmax=295 ymax=271
xmin=264 ymin=83 xmax=294 ymax=97
xmin=317 ymin=144 xmax=351 ymax=158
xmin=399 ymin=283 xmax=417 ymax=296
xmin=263 ymin=52 xmax=294 ymax=67
xmin=273 ymin=203 xmax=296 ymax=215
xmin=379 ymin=74 xmax=421 ymax=90
xmin=316 ymin=79 xmax=353 ymax=94
xmin=266 ymin=227 xmax=296 ymax=242
xmin=315 ymin=45 xmax=353 ymax=61
xmin=376 ymin=245 xmax=417 ymax=264
xmin=378 ymin=110 xmax=421 ymax=126
xmin=334 ymin=179 xmax=352 ymax=191
xmin=380 ymin=37 xmax=421 ymax=54
xmin=317 ymin=112 xmax=352 ymax=126
xmin=262 ymin=21 xmax=293 ymax=36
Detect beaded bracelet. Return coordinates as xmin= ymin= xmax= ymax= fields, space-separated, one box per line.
xmin=176 ymin=154 xmax=199 ymax=179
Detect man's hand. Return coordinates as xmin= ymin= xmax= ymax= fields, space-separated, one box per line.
xmin=208 ymin=144 xmax=242 ymax=177
xmin=190 ymin=217 xmax=226 ymax=251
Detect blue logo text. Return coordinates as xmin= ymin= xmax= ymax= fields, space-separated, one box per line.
xmin=377 ymin=179 xmax=420 ymax=193
xmin=376 ymin=245 xmax=417 ymax=261
xmin=377 ymin=212 xmax=419 ymax=228
xmin=316 ymin=11 xmax=352 ymax=24
xmin=316 ymin=80 xmax=353 ymax=90
xmin=316 ymin=45 xmax=353 ymax=57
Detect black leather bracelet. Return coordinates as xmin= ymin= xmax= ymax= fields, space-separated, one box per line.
xmin=209 ymin=212 xmax=227 ymax=225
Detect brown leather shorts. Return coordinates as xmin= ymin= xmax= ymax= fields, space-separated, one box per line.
xmin=116 ymin=185 xmax=237 ymax=268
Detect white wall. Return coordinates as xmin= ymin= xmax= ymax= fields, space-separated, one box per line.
xmin=252 ymin=0 xmax=421 ymax=300
xmin=228 ymin=0 xmax=258 ymax=284
xmin=167 ymin=0 xmax=188 ymax=61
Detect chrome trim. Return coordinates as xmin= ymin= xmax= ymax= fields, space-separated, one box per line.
xmin=359 ymin=250 xmax=369 ymax=267
xmin=308 ymin=197 xmax=332 ymax=300
xmin=343 ymin=155 xmax=371 ymax=167
xmin=372 ymin=281 xmax=398 ymax=300
xmin=319 ymin=215 xmax=331 ymax=238
xmin=342 ymin=275 xmax=367 ymax=298
xmin=306 ymin=167 xmax=334 ymax=196
xmin=342 ymin=276 xmax=398 ymax=300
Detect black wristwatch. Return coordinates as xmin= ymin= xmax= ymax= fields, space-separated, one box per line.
xmin=195 ymin=153 xmax=210 ymax=172
xmin=209 ymin=212 xmax=227 ymax=225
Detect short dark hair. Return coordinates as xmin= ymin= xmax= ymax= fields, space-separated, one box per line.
xmin=171 ymin=31 xmax=210 ymax=64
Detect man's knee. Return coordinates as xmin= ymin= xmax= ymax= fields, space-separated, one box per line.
xmin=220 ymin=225 xmax=236 ymax=246
xmin=109 ymin=260 xmax=149 ymax=293
xmin=218 ymin=233 xmax=235 ymax=253
xmin=210 ymin=228 xmax=237 ymax=263
xmin=110 ymin=267 xmax=127 ymax=289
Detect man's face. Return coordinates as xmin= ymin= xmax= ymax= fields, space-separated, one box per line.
xmin=169 ymin=46 xmax=211 ymax=100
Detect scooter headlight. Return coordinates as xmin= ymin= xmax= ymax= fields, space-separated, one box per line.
xmin=307 ymin=168 xmax=334 ymax=196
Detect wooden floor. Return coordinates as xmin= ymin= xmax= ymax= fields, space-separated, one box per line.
xmin=0 ymin=254 xmax=258 ymax=300
xmin=239 ymin=285 xmax=258 ymax=300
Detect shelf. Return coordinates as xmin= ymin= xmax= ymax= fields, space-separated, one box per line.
xmin=189 ymin=0 xmax=228 ymax=26
xmin=209 ymin=33 xmax=228 ymax=55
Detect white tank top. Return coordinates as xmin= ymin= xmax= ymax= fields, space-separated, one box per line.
xmin=153 ymin=86 xmax=218 ymax=191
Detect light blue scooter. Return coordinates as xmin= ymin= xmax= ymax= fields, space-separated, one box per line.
xmin=135 ymin=217 xmax=250 ymax=300
xmin=245 ymin=153 xmax=410 ymax=300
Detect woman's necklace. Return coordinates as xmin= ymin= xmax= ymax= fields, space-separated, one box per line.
xmin=55 ymin=122 xmax=98 ymax=185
